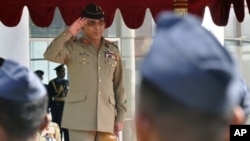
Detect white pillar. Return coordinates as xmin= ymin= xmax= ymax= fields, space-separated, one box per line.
xmin=202 ymin=7 xmax=224 ymax=45
xmin=0 ymin=6 xmax=30 ymax=68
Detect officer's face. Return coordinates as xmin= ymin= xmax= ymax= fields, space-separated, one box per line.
xmin=57 ymin=70 xmax=65 ymax=78
xmin=82 ymin=18 xmax=106 ymax=41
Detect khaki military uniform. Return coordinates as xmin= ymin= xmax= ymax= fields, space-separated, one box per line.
xmin=36 ymin=122 xmax=61 ymax=141
xmin=44 ymin=30 xmax=127 ymax=133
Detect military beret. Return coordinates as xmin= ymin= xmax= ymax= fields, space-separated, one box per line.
xmin=141 ymin=12 xmax=241 ymax=115
xmin=81 ymin=3 xmax=104 ymax=19
xmin=0 ymin=59 xmax=46 ymax=102
xmin=54 ymin=64 xmax=65 ymax=72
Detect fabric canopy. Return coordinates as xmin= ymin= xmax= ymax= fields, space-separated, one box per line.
xmin=0 ymin=0 xmax=250 ymax=29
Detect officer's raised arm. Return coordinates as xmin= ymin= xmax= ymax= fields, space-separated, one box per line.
xmin=43 ymin=18 xmax=87 ymax=64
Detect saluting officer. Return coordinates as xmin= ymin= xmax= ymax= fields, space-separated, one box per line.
xmin=48 ymin=64 xmax=69 ymax=141
xmin=44 ymin=3 xmax=127 ymax=141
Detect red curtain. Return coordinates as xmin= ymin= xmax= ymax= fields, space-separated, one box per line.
xmin=0 ymin=0 xmax=249 ymax=28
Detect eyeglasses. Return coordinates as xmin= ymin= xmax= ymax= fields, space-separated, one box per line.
xmin=87 ymin=20 xmax=105 ymax=27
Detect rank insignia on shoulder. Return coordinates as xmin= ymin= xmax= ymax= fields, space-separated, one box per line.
xmin=105 ymin=40 xmax=112 ymax=44
xmin=70 ymin=37 xmax=77 ymax=41
xmin=83 ymin=39 xmax=90 ymax=46
xmin=105 ymin=40 xmax=118 ymax=48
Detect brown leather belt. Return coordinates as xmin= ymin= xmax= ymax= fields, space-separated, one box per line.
xmin=53 ymin=97 xmax=66 ymax=102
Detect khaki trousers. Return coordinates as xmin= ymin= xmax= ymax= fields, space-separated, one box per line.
xmin=69 ymin=130 xmax=116 ymax=141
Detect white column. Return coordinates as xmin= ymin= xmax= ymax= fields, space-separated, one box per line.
xmin=0 ymin=6 xmax=30 ymax=68
xmin=116 ymin=10 xmax=136 ymax=141
xmin=202 ymin=7 xmax=224 ymax=45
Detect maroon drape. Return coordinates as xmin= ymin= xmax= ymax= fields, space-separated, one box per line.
xmin=0 ymin=0 xmax=249 ymax=28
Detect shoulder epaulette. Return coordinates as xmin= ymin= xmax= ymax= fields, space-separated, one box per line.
xmin=105 ymin=40 xmax=118 ymax=49
xmin=69 ymin=36 xmax=77 ymax=42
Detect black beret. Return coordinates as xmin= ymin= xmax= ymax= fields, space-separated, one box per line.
xmin=81 ymin=3 xmax=104 ymax=19
xmin=54 ymin=65 xmax=65 ymax=72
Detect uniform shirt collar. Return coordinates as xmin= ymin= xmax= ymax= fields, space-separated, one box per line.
xmin=80 ymin=35 xmax=108 ymax=49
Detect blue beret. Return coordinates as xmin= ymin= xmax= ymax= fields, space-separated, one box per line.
xmin=0 ymin=59 xmax=46 ymax=102
xmin=141 ymin=12 xmax=240 ymax=114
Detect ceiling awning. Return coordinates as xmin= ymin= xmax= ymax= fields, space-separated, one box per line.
xmin=0 ymin=0 xmax=250 ymax=29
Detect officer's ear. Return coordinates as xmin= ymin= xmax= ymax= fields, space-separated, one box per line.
xmin=39 ymin=114 xmax=50 ymax=132
xmin=224 ymin=106 xmax=245 ymax=141
xmin=231 ymin=106 xmax=245 ymax=125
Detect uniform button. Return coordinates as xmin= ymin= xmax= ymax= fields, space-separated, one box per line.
xmin=99 ymin=79 xmax=102 ymax=82
xmin=99 ymin=91 xmax=101 ymax=95
xmin=83 ymin=58 xmax=86 ymax=61
xmin=63 ymin=32 xmax=66 ymax=35
xmin=112 ymin=64 xmax=114 ymax=66
xmin=83 ymin=62 xmax=86 ymax=64
xmin=98 ymin=67 xmax=101 ymax=69
xmin=98 ymin=54 xmax=101 ymax=57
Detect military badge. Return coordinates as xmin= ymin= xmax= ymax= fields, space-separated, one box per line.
xmin=79 ymin=51 xmax=89 ymax=56
xmin=105 ymin=50 xmax=118 ymax=61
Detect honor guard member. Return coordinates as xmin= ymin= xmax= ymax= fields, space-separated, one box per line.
xmin=44 ymin=3 xmax=127 ymax=141
xmin=34 ymin=70 xmax=50 ymax=107
xmin=136 ymin=12 xmax=245 ymax=141
xmin=34 ymin=70 xmax=49 ymax=92
xmin=0 ymin=59 xmax=49 ymax=141
xmin=48 ymin=64 xmax=69 ymax=141
xmin=35 ymin=70 xmax=45 ymax=81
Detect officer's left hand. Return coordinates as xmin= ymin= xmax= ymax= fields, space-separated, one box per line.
xmin=114 ymin=121 xmax=124 ymax=136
